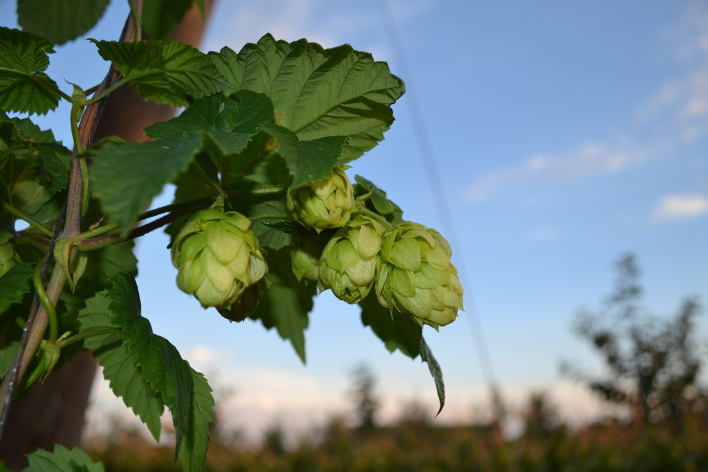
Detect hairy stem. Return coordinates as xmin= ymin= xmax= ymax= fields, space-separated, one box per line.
xmin=57 ymin=327 xmax=120 ymax=349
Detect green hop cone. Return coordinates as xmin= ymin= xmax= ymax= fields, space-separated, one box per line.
xmin=171 ymin=208 xmax=267 ymax=310
xmin=319 ymin=214 xmax=388 ymax=304
xmin=376 ymin=222 xmax=463 ymax=328
xmin=290 ymin=233 xmax=330 ymax=282
xmin=0 ymin=231 xmax=17 ymax=277
xmin=286 ymin=166 xmax=354 ymax=232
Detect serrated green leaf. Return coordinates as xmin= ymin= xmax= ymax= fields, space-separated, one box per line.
xmin=253 ymin=250 xmax=314 ymax=362
xmin=23 ymin=444 xmax=105 ymax=472
xmin=0 ymin=263 xmax=34 ymax=314
xmin=142 ymin=0 xmax=196 ymax=40
xmin=147 ymin=91 xmax=273 ymax=160
xmin=93 ymin=39 xmax=227 ymax=106
xmin=0 ymin=27 xmax=61 ymax=115
xmin=420 ymin=337 xmax=445 ymax=415
xmin=18 ymin=0 xmax=109 ymax=45
xmin=247 ymin=200 xmax=293 ymax=250
xmin=91 ymin=134 xmax=203 ymax=235
xmin=261 ymin=122 xmax=345 ymax=187
xmin=77 ymin=290 xmax=164 ymax=439
xmin=106 ymin=275 xmax=213 ymax=469
xmin=209 ymin=34 xmax=404 ymax=162
xmin=359 ymin=292 xmax=422 ymax=359
xmin=178 ymin=368 xmax=214 ymax=472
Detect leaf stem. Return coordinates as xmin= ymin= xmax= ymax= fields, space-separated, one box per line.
xmin=1 ymin=201 xmax=54 ymax=237
xmin=57 ymin=327 xmax=120 ymax=349
xmin=86 ymin=78 xmax=128 ymax=106
xmin=56 ymin=88 xmax=73 ymax=103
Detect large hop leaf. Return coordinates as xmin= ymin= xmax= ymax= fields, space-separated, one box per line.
xmin=171 ymin=207 xmax=267 ymax=312
xmin=376 ymin=222 xmax=463 ymax=328
xmin=286 ymin=166 xmax=354 ymax=232
xmin=319 ymin=214 xmax=388 ymax=304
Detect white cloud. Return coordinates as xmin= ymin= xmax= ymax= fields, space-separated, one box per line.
xmin=466 ymin=142 xmax=646 ymax=201
xmin=652 ymin=193 xmax=708 ymax=220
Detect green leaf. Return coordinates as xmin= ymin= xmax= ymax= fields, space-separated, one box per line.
xmin=354 ymin=175 xmax=403 ymax=224
xmin=178 ymin=369 xmax=215 ymax=472
xmin=107 ymin=275 xmax=213 ymax=470
xmin=359 ymin=293 xmax=422 ymax=359
xmin=0 ymin=263 xmax=34 ymax=314
xmin=91 ymin=134 xmax=203 ymax=235
xmin=246 ymin=200 xmax=293 ymax=250
xmin=147 ymin=91 xmax=274 ymax=158
xmin=209 ymin=34 xmax=404 ymax=162
xmin=253 ymin=250 xmax=314 ymax=362
xmin=92 ymin=39 xmax=227 ymax=106
xmin=23 ymin=444 xmax=105 ymax=472
xmin=0 ymin=27 xmax=61 ymax=115
xmin=261 ymin=123 xmax=346 ymax=188
xmin=0 ymin=116 xmax=70 ymax=195
xmin=142 ymin=0 xmax=195 ymax=40
xmin=18 ymin=0 xmax=110 ymax=45
xmin=77 ymin=290 xmax=164 ymax=440
xmin=420 ymin=337 xmax=445 ymax=415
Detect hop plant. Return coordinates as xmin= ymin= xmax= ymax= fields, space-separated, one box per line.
xmin=319 ymin=214 xmax=388 ymax=304
xmin=0 ymin=231 xmax=17 ymax=277
xmin=171 ymin=208 xmax=267 ymax=311
xmin=286 ymin=166 xmax=354 ymax=231
xmin=376 ymin=222 xmax=463 ymax=328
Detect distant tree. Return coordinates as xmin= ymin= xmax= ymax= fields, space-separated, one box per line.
xmin=562 ymin=253 xmax=705 ymax=425
xmin=521 ymin=391 xmax=560 ymax=438
xmin=349 ymin=363 xmax=380 ymax=432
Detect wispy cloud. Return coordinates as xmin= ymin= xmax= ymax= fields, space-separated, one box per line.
xmin=466 ymin=142 xmax=646 ymax=201
xmin=652 ymin=193 xmax=708 ymax=220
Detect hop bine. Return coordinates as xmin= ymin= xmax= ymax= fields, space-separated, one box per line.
xmin=286 ymin=166 xmax=354 ymax=232
xmin=319 ymin=214 xmax=387 ymax=304
xmin=171 ymin=208 xmax=267 ymax=313
xmin=376 ymin=222 xmax=463 ymax=328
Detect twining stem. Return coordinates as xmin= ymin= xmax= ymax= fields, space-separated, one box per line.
xmin=128 ymin=0 xmax=143 ymax=42
xmin=33 ymin=267 xmax=58 ymax=343
xmin=1 ymin=202 xmax=54 ymax=237
xmin=0 ymin=4 xmax=144 ymax=439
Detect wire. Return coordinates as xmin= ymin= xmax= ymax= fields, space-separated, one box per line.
xmin=377 ymin=0 xmax=500 ymax=391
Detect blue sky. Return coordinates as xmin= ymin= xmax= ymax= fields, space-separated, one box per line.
xmin=2 ymin=0 xmax=707 ymax=435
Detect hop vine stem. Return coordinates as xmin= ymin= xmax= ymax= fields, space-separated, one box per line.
xmin=0 ymin=3 xmax=144 ymax=438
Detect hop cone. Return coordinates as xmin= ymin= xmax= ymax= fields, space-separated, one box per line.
xmin=0 ymin=231 xmax=17 ymax=277
xmin=290 ymin=234 xmax=329 ymax=282
xmin=376 ymin=222 xmax=463 ymax=328
xmin=319 ymin=214 xmax=387 ymax=304
xmin=171 ymin=208 xmax=267 ymax=310
xmin=286 ymin=166 xmax=354 ymax=231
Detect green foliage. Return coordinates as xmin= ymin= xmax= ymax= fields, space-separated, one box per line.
xmin=360 ymin=293 xmax=421 ymax=359
xmin=0 ymin=263 xmax=34 ymax=313
xmin=261 ymin=123 xmax=347 ymax=188
xmin=17 ymin=0 xmax=110 ymax=45
xmin=209 ymin=34 xmax=404 ymax=161
xmin=92 ymin=39 xmax=227 ymax=106
xmin=252 ymin=250 xmax=315 ymax=363
xmin=0 ymin=27 xmax=61 ymax=115
xmin=91 ymin=134 xmax=203 ymax=234
xmin=23 ymin=444 xmax=104 ymax=472
xmin=420 ymin=337 xmax=445 ymax=415
xmin=142 ymin=0 xmax=196 ymax=40
xmin=77 ymin=275 xmax=214 ymax=471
